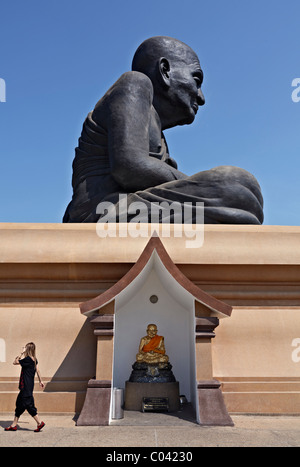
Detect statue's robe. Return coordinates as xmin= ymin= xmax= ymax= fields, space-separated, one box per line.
xmin=142 ymin=335 xmax=165 ymax=355
xmin=63 ymin=111 xmax=264 ymax=224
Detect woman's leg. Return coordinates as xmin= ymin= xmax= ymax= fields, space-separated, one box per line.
xmin=33 ymin=414 xmax=42 ymax=425
xmin=10 ymin=415 xmax=19 ymax=428
xmin=13 ymin=392 xmax=26 ymax=425
xmin=26 ymin=396 xmax=44 ymax=429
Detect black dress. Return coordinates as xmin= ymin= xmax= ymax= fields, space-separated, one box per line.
xmin=15 ymin=356 xmax=38 ymax=418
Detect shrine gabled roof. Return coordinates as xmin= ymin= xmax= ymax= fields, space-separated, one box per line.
xmin=80 ymin=234 xmax=232 ymax=318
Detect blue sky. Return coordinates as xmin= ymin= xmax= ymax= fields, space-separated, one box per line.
xmin=0 ymin=0 xmax=299 ymax=225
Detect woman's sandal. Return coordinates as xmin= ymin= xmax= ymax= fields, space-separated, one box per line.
xmin=4 ymin=425 xmax=17 ymax=431
xmin=34 ymin=421 xmax=45 ymax=432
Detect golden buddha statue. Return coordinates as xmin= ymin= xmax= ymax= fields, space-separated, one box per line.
xmin=136 ymin=323 xmax=169 ymax=364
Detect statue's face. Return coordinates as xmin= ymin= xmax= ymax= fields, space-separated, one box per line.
xmin=147 ymin=325 xmax=157 ymax=337
xmin=168 ymin=49 xmax=205 ymax=127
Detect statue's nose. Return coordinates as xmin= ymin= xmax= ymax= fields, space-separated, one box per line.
xmin=197 ymin=89 xmax=205 ymax=106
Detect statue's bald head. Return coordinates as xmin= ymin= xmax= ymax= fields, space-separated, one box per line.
xmin=131 ymin=36 xmax=204 ymax=129
xmin=132 ymin=36 xmax=198 ymax=76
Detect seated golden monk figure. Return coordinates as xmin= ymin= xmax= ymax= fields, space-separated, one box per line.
xmin=136 ymin=324 xmax=169 ymax=364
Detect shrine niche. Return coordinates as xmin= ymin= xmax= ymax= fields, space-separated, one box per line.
xmin=77 ymin=234 xmax=233 ymax=427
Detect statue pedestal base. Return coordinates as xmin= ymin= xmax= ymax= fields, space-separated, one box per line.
xmin=125 ymin=381 xmax=180 ymax=412
xmin=129 ymin=362 xmax=176 ymax=383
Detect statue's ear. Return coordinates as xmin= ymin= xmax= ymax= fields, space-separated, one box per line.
xmin=157 ymin=57 xmax=171 ymax=89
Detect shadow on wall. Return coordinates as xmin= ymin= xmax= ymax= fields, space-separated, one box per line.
xmin=44 ymin=318 xmax=96 ymax=412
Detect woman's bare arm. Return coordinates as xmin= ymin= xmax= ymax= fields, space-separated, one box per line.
xmin=36 ymin=364 xmax=45 ymax=388
xmin=13 ymin=352 xmax=24 ymax=365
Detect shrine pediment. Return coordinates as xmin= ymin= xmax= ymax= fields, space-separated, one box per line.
xmin=80 ymin=235 xmax=232 ymax=318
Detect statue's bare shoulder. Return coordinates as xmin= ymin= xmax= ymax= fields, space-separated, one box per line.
xmin=93 ymin=71 xmax=154 ymax=126
xmin=114 ymin=71 xmax=154 ymax=95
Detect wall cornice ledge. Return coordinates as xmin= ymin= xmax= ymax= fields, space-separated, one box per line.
xmin=0 ymin=223 xmax=300 ymax=266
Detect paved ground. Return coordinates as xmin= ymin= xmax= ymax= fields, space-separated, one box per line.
xmin=1 ymin=410 xmax=300 ymax=448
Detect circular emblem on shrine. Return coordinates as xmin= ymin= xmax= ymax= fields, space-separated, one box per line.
xmin=149 ymin=295 xmax=158 ymax=304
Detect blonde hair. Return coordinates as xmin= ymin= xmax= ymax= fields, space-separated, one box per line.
xmin=24 ymin=342 xmax=36 ymax=363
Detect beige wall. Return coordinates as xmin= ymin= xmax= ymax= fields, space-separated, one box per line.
xmin=0 ymin=305 xmax=96 ymax=412
xmin=213 ymin=307 xmax=300 ymax=413
xmin=214 ymin=307 xmax=300 ymax=378
xmin=0 ymin=223 xmax=300 ymax=414
xmin=1 ymin=306 xmax=95 ymax=379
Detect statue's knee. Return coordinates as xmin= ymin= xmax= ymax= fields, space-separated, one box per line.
xmin=214 ymin=165 xmax=250 ymax=180
xmin=216 ymin=166 xmax=261 ymax=193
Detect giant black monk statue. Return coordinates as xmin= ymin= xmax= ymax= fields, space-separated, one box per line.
xmin=63 ymin=36 xmax=263 ymax=224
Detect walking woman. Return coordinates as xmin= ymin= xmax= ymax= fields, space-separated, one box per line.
xmin=5 ymin=342 xmax=45 ymax=432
